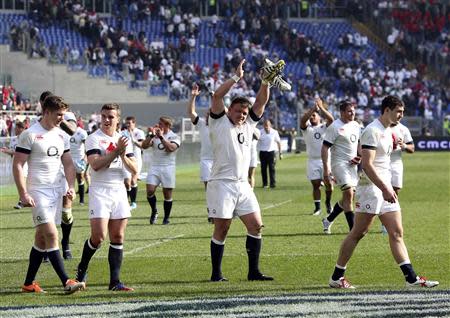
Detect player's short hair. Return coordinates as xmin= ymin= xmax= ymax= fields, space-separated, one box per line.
xmin=42 ymin=95 xmax=69 ymax=113
xmin=15 ymin=121 xmax=25 ymax=129
xmin=39 ymin=91 xmax=53 ymax=104
xmin=125 ymin=116 xmax=136 ymax=122
xmin=159 ymin=116 xmax=173 ymax=128
xmin=230 ymin=96 xmax=252 ymax=109
xmin=338 ymin=100 xmax=354 ymax=112
xmin=101 ymin=103 xmax=121 ymax=117
xmin=381 ymin=95 xmax=404 ymax=114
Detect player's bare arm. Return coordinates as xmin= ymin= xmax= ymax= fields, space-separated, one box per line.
xmin=300 ymin=105 xmax=319 ymax=130
xmin=141 ymin=127 xmax=156 ymax=149
xmin=211 ymin=59 xmax=245 ymax=115
xmin=321 ymin=143 xmax=332 ymax=187
xmin=361 ymin=148 xmax=397 ymax=203
xmin=317 ymin=99 xmax=334 ymax=126
xmin=187 ymin=83 xmax=200 ymax=122
xmin=251 ymin=68 xmax=271 ymax=118
xmin=12 ymin=152 xmax=35 ymax=207
xmin=59 ymin=119 xmax=77 ymax=136
xmin=61 ymin=151 xmax=76 ymax=200
xmin=122 ymin=153 xmax=138 ymax=175
xmin=154 ymin=127 xmax=178 ymax=152
xmin=87 ymin=136 xmax=128 ymax=171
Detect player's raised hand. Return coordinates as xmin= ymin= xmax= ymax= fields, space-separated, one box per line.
xmin=154 ymin=127 xmax=162 ymax=138
xmin=117 ymin=136 xmax=129 ymax=154
xmin=235 ymin=59 xmax=246 ymax=79
xmin=191 ymin=83 xmax=200 ymax=97
xmin=315 ymin=98 xmax=323 ymax=111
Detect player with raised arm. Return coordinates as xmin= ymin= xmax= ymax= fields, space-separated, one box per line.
xmin=300 ymin=98 xmax=334 ymax=215
xmin=207 ymin=58 xmax=286 ymax=282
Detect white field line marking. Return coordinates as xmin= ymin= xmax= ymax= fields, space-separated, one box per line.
xmin=262 ymin=199 xmax=292 ymax=210
xmin=124 ymin=234 xmax=185 ymax=256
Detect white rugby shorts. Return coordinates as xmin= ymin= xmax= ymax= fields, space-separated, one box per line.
xmin=146 ymin=165 xmax=176 ymax=188
xmin=390 ymin=160 xmax=403 ymax=189
xmin=88 ymin=185 xmax=131 ymax=219
xmin=29 ymin=187 xmax=64 ymax=226
xmin=307 ymin=158 xmax=323 ymax=181
xmin=355 ymin=184 xmax=400 ymax=214
xmin=200 ymin=159 xmax=213 ymax=182
xmin=206 ymin=180 xmax=260 ymax=219
xmin=332 ymin=163 xmax=358 ymax=189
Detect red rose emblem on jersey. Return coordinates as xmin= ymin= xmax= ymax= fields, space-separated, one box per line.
xmin=106 ymin=142 xmax=117 ymax=153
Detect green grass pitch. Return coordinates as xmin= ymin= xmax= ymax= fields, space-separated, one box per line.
xmin=0 ymin=152 xmax=448 ymax=308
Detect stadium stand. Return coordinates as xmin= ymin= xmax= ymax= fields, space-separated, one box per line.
xmin=0 ymin=0 xmax=448 ymax=133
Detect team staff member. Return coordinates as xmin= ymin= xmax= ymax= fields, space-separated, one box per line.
xmin=207 ymin=58 xmax=285 ymax=281
xmin=258 ymin=119 xmax=282 ymax=188
xmin=13 ymin=95 xmax=84 ymax=294
xmin=76 ymin=103 xmax=137 ymax=291
xmin=328 ymin=95 xmax=438 ymax=289
xmin=142 ymin=116 xmax=180 ymax=225
xmin=300 ymin=98 xmax=334 ymax=215
xmin=321 ymin=100 xmax=361 ymax=234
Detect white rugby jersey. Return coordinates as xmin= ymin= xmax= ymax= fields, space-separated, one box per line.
xmin=359 ymin=119 xmax=393 ymax=185
xmin=302 ymin=122 xmax=327 ymax=159
xmin=16 ymin=122 xmax=70 ymax=188
xmin=148 ymin=130 xmax=180 ymax=166
xmin=122 ymin=128 xmax=145 ymax=161
xmin=390 ymin=122 xmax=413 ymax=162
xmin=194 ymin=117 xmax=213 ymax=160
xmin=258 ymin=127 xmax=281 ymax=152
xmin=69 ymin=127 xmax=88 ymax=161
xmin=209 ymin=110 xmax=259 ymax=181
xmin=85 ymin=129 xmax=134 ymax=186
xmin=323 ymin=118 xmax=360 ymax=166
xmin=9 ymin=135 xmax=18 ymax=151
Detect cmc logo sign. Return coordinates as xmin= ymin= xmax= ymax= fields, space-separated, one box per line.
xmin=415 ymin=137 xmax=450 ymax=151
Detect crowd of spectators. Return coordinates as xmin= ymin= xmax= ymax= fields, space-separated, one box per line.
xmin=4 ymin=0 xmax=450 ymax=134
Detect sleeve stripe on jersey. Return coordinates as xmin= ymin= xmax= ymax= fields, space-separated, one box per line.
xmin=64 ymin=149 xmax=70 ymax=153
xmin=126 ymin=153 xmax=135 ymax=157
xmin=323 ymin=140 xmax=333 ymax=148
xmin=210 ymin=110 xmax=225 ymax=119
xmin=170 ymin=141 xmax=180 ymax=148
xmin=249 ymin=108 xmax=261 ymax=122
xmin=362 ymin=145 xmax=377 ymax=150
xmin=406 ymin=141 xmax=414 ymax=145
xmin=86 ymin=149 xmax=101 ymax=156
xmin=15 ymin=147 xmax=31 ymax=154
xmin=193 ymin=116 xmax=199 ymax=125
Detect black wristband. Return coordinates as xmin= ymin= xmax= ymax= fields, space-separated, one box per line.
xmin=159 ymin=136 xmax=164 ymax=141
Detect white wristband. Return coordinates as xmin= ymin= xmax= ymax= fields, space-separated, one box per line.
xmin=231 ymin=74 xmax=240 ymax=83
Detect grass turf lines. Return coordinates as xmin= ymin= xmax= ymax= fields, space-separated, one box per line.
xmin=0 ymin=152 xmax=448 ymax=314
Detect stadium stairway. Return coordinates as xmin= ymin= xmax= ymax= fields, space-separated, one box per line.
xmin=0 ymin=45 xmax=165 ymax=104
xmin=350 ymin=18 xmax=395 ymax=57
